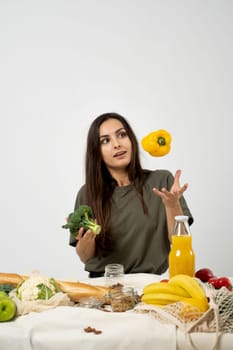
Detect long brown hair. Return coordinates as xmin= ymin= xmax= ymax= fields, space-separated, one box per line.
xmin=85 ymin=112 xmax=147 ymax=255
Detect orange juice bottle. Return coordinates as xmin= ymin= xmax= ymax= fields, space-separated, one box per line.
xmin=169 ymin=215 xmax=195 ymax=278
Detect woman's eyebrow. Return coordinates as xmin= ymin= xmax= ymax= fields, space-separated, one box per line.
xmin=115 ymin=127 xmax=125 ymax=134
xmin=99 ymin=127 xmax=125 ymax=138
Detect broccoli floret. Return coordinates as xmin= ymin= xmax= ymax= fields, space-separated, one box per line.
xmin=62 ymin=205 xmax=101 ymax=236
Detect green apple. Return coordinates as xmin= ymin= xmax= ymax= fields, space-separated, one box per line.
xmin=0 ymin=291 xmax=8 ymax=299
xmin=0 ymin=297 xmax=16 ymax=322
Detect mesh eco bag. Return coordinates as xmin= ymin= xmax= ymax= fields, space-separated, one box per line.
xmin=10 ymin=289 xmax=73 ymax=315
xmin=135 ymin=282 xmax=233 ymax=350
xmin=9 ymin=271 xmax=74 ymax=315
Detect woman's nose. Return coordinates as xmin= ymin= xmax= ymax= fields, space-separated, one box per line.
xmin=113 ymin=139 xmax=120 ymax=148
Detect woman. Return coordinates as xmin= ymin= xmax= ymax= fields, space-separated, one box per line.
xmin=69 ymin=112 xmax=193 ymax=277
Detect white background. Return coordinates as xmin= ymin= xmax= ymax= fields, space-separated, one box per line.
xmin=0 ymin=0 xmax=232 ymax=281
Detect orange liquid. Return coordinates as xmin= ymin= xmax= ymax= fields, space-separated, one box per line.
xmin=169 ymin=235 xmax=195 ymax=278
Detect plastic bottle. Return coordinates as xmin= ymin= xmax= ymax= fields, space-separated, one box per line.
xmin=168 ymin=215 xmax=195 ymax=278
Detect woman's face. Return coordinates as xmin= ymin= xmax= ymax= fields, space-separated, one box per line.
xmin=99 ymin=118 xmax=132 ymax=172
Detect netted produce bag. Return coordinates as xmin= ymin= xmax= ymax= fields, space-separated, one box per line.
xmin=9 ymin=271 xmax=74 ymax=315
xmin=135 ymin=282 xmax=233 ymax=350
xmin=204 ymin=285 xmax=233 ymax=333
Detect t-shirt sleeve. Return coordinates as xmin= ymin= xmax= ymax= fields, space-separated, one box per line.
xmin=180 ymin=196 xmax=194 ymax=226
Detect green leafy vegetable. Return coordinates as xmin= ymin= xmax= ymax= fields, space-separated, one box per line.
xmin=49 ymin=278 xmax=61 ymax=293
xmin=0 ymin=284 xmax=14 ymax=294
xmin=15 ymin=276 xmax=60 ymax=301
xmin=37 ymin=284 xmax=54 ymax=300
xmin=62 ymin=205 xmax=101 ymax=236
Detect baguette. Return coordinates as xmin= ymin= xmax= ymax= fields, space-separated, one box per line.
xmin=0 ymin=272 xmax=25 ymax=287
xmin=0 ymin=272 xmax=109 ymax=303
xmin=56 ymin=280 xmax=109 ymax=303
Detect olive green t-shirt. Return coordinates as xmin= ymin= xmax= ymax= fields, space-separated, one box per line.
xmin=69 ymin=169 xmax=193 ymax=275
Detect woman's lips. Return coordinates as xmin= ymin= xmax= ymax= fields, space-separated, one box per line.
xmin=113 ymin=151 xmax=127 ymax=158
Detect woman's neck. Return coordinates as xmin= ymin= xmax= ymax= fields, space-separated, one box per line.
xmin=109 ymin=170 xmax=130 ymax=186
xmin=116 ymin=178 xmax=131 ymax=186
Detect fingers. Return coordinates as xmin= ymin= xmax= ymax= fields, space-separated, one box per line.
xmin=172 ymin=170 xmax=188 ymax=191
xmin=173 ymin=169 xmax=181 ymax=185
xmin=153 ymin=187 xmax=168 ymax=200
xmin=180 ymin=183 xmax=188 ymax=195
xmin=153 ymin=186 xmax=169 ymax=195
xmin=76 ymin=227 xmax=84 ymax=240
xmin=153 ymin=169 xmax=188 ymax=199
xmin=76 ymin=228 xmax=96 ymax=241
xmin=83 ymin=230 xmax=96 ymax=240
xmin=153 ymin=183 xmax=188 ymax=200
xmin=152 ymin=187 xmax=160 ymax=195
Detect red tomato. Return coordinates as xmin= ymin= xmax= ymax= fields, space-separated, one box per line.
xmin=195 ymin=268 xmax=215 ymax=282
xmin=217 ymin=277 xmax=232 ymax=290
xmin=208 ymin=277 xmax=221 ymax=289
xmin=208 ymin=276 xmax=232 ymax=290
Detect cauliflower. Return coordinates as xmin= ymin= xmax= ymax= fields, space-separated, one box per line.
xmin=16 ymin=273 xmax=60 ymax=301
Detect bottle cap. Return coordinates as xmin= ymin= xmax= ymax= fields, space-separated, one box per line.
xmin=173 ymin=215 xmax=191 ymax=236
xmin=174 ymin=215 xmax=189 ymax=222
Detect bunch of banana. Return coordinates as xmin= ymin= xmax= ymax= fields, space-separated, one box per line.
xmin=141 ymin=274 xmax=209 ymax=313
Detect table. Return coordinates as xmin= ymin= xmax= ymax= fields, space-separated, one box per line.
xmin=0 ymin=274 xmax=232 ymax=350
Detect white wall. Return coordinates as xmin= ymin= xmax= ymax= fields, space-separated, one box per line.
xmin=0 ymin=0 xmax=232 ymax=281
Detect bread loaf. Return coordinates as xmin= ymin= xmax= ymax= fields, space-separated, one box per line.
xmin=0 ymin=272 xmax=109 ymax=303
xmin=56 ymin=280 xmax=109 ymax=302
xmin=0 ymin=272 xmax=25 ymax=287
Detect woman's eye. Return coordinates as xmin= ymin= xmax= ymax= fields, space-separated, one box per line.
xmin=100 ymin=138 xmax=109 ymax=144
xmin=118 ymin=130 xmax=127 ymax=138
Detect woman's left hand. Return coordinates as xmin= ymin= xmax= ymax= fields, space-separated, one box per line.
xmin=153 ymin=169 xmax=188 ymax=208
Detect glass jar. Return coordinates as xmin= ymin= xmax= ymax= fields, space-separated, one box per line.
xmin=104 ymin=263 xmax=124 ymax=287
xmin=109 ymin=287 xmax=135 ymax=312
xmin=168 ymin=215 xmax=195 ymax=278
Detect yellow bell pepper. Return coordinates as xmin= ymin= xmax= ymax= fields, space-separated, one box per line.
xmin=141 ymin=129 xmax=172 ymax=157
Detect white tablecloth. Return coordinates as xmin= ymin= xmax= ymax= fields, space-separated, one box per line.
xmin=0 ymin=273 xmax=232 ymax=350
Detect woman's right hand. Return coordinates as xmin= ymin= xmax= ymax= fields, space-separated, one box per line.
xmin=75 ymin=227 xmax=96 ymax=263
